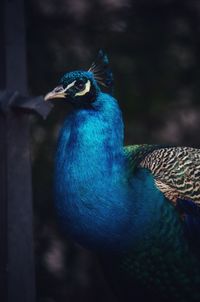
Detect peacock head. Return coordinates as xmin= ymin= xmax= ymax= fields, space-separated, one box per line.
xmin=44 ymin=50 xmax=113 ymax=107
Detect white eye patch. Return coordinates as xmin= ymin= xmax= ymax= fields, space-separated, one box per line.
xmin=75 ymin=80 xmax=91 ymax=96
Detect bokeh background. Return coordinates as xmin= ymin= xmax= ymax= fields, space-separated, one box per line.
xmin=26 ymin=0 xmax=200 ymax=301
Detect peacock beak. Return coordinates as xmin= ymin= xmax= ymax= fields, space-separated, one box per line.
xmin=44 ymin=85 xmax=67 ymax=101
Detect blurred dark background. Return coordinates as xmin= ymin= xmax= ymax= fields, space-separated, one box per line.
xmin=25 ymin=0 xmax=200 ymax=301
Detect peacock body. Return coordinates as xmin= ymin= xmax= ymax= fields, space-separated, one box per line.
xmin=45 ymin=51 xmax=200 ymax=302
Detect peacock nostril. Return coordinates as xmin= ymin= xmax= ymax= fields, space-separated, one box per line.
xmin=54 ymin=86 xmax=64 ymax=93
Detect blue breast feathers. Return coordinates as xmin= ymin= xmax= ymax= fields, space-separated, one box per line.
xmin=54 ymin=92 xmax=179 ymax=252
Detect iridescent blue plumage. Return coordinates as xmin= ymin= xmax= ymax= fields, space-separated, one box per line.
xmin=54 ymin=91 xmax=170 ymax=252
xmin=45 ymin=51 xmax=200 ymax=302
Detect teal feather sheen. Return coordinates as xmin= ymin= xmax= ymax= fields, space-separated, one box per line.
xmin=51 ymin=68 xmax=200 ymax=301
xmin=55 ymin=92 xmax=166 ymax=251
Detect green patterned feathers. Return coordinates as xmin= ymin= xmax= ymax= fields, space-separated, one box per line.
xmin=125 ymin=145 xmax=200 ymax=206
xmin=140 ymin=147 xmax=200 ymax=205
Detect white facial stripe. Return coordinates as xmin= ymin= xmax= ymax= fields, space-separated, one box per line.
xmin=75 ymin=80 xmax=91 ymax=96
xmin=64 ymin=80 xmax=76 ymax=92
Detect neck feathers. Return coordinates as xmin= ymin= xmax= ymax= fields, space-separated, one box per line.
xmin=66 ymin=92 xmax=124 ymax=155
xmin=56 ymin=92 xmax=124 ymax=183
xmin=54 ymin=92 xmax=127 ymax=250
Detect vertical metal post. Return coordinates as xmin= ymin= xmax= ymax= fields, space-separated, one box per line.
xmin=0 ymin=0 xmax=8 ymax=301
xmin=0 ymin=1 xmax=52 ymax=301
xmin=5 ymin=0 xmax=35 ymax=301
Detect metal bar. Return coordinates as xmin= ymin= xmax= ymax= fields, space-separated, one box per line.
xmin=5 ymin=0 xmax=27 ymax=93
xmin=0 ymin=113 xmax=8 ymax=302
xmin=0 ymin=0 xmax=6 ymax=90
xmin=5 ymin=0 xmax=36 ymax=301
xmin=0 ymin=1 xmax=52 ymax=300
xmin=0 ymin=0 xmax=8 ymax=301
xmin=6 ymin=113 xmax=36 ymax=302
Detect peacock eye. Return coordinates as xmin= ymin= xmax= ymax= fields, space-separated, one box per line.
xmin=75 ymin=79 xmax=85 ymax=90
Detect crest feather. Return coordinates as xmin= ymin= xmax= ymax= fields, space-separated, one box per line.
xmin=88 ymin=50 xmax=114 ymax=94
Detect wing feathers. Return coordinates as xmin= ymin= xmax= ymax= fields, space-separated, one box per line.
xmin=139 ymin=147 xmax=200 ymax=205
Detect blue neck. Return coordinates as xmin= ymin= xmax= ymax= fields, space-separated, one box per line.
xmin=56 ymin=92 xmax=125 ymax=182
xmin=54 ymin=92 xmax=170 ymax=252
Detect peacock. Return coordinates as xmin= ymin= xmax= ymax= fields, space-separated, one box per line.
xmin=45 ymin=50 xmax=200 ymax=302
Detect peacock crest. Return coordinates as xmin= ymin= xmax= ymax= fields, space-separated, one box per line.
xmin=88 ymin=49 xmax=114 ymax=94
